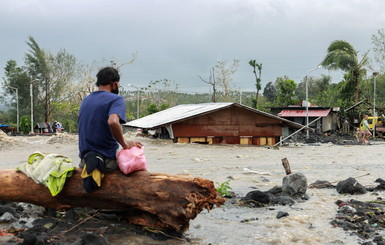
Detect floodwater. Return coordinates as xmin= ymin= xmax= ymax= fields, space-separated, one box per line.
xmin=2 ymin=134 xmax=385 ymax=244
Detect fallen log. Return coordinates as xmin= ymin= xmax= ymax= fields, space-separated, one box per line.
xmin=0 ymin=169 xmax=224 ymax=232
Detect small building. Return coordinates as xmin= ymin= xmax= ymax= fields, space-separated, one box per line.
xmin=124 ymin=103 xmax=304 ymax=146
xmin=270 ymin=104 xmax=340 ymax=133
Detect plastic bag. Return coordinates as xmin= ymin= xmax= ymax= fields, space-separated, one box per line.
xmin=117 ymin=146 xmax=148 ymax=174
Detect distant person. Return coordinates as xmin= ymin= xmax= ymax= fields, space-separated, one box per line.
xmin=361 ymin=115 xmax=372 ymax=145
xmin=56 ymin=122 xmax=63 ymax=133
xmin=78 ymin=67 xmax=142 ymax=191
xmin=52 ymin=121 xmax=58 ymax=133
xmin=45 ymin=122 xmax=52 ymax=133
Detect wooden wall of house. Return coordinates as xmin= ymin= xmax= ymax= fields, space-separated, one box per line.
xmin=172 ymin=106 xmax=283 ymax=145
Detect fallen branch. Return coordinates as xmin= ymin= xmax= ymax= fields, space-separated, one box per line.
xmin=0 ymin=169 xmax=224 ymax=232
xmin=308 ymin=173 xmax=371 ymax=188
xmin=62 ymin=210 xmax=100 ymax=234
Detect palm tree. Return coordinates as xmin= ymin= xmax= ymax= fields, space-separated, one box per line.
xmin=320 ymin=40 xmax=368 ymax=104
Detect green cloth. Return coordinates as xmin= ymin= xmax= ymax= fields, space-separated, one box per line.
xmin=17 ymin=152 xmax=75 ymax=196
xmin=362 ymin=119 xmax=370 ymax=130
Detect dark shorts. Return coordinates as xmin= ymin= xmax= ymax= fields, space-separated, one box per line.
xmin=79 ymin=158 xmax=118 ymax=171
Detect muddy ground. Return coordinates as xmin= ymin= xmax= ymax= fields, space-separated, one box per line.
xmin=1 ymin=131 xmax=385 ymax=244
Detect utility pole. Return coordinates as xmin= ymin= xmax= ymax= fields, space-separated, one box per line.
xmin=305 ymin=65 xmax=322 ymax=139
xmin=30 ymin=80 xmax=39 ymax=134
xmin=30 ymin=82 xmax=33 ymax=133
xmin=373 ymin=72 xmax=378 ymax=139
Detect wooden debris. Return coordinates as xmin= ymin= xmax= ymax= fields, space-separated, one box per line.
xmin=281 ymin=158 xmax=292 ymax=175
xmin=0 ymin=169 xmax=224 ymax=232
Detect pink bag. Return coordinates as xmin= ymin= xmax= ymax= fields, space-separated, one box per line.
xmin=117 ymin=146 xmax=148 ymax=174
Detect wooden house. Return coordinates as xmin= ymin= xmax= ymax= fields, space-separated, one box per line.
xmin=270 ymin=105 xmax=340 ymax=133
xmin=124 ymin=103 xmax=303 ymax=146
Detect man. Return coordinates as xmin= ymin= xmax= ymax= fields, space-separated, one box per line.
xmin=361 ymin=114 xmax=372 ymax=145
xmin=78 ymin=67 xmax=142 ymax=173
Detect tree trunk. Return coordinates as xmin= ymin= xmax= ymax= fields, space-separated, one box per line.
xmin=0 ymin=169 xmax=224 ymax=232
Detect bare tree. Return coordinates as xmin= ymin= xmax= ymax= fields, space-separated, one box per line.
xmin=214 ymin=60 xmax=239 ymax=102
xmin=199 ymin=67 xmax=217 ymax=102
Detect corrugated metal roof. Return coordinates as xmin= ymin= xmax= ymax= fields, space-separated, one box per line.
xmin=124 ymin=103 xmax=304 ymax=129
xmin=278 ymin=109 xmax=331 ymax=117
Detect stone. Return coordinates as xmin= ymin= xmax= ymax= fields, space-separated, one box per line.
xmin=0 ymin=212 xmax=15 ymax=222
xmin=282 ymin=172 xmax=307 ymax=196
xmin=276 ymin=211 xmax=289 ymax=219
xmin=271 ymin=195 xmax=296 ymax=206
xmin=72 ymin=233 xmax=108 ymax=245
xmin=241 ymin=190 xmax=270 ymax=206
xmin=336 ymin=178 xmax=367 ymax=194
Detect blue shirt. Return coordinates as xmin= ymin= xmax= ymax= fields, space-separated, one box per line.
xmin=78 ymin=91 xmax=126 ymax=159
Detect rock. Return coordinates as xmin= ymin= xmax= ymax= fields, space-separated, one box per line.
xmin=241 ymin=190 xmax=270 ymax=206
xmin=0 ymin=206 xmax=16 ymax=216
xmin=21 ymin=234 xmax=45 ymax=245
xmin=337 ymin=205 xmax=356 ymax=214
xmin=309 ymin=180 xmax=335 ymax=189
xmin=276 ymin=211 xmax=289 ymax=219
xmin=342 ymin=221 xmax=359 ymax=230
xmin=336 ymin=178 xmax=367 ymax=194
xmin=64 ymin=209 xmax=77 ymax=222
xmin=0 ymin=212 xmax=15 ymax=222
xmin=266 ymin=186 xmax=282 ymax=196
xmin=271 ymin=195 xmax=296 ymax=206
xmin=282 ymin=172 xmax=307 ymax=196
xmin=375 ymin=178 xmax=385 ymax=184
xmin=72 ymin=233 xmax=108 ymax=245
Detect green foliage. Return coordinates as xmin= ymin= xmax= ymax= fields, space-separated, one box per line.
xmin=25 ymin=36 xmax=78 ymax=122
xmin=215 ymin=179 xmax=233 ymax=197
xmin=320 ymin=40 xmax=368 ymax=103
xmin=1 ymin=60 xmax=32 ymax=118
xmin=145 ymin=103 xmax=169 ymax=116
xmin=263 ymin=81 xmax=278 ymax=104
xmin=0 ymin=110 xmax=13 ymax=124
xmin=20 ymin=116 xmax=31 ymax=134
xmin=146 ymin=103 xmax=159 ymax=115
xmin=62 ymin=119 xmax=77 ymax=133
xmin=249 ymin=59 xmax=263 ymax=109
xmin=276 ymin=76 xmax=297 ymax=106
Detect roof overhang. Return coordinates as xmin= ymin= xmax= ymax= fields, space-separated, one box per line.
xmin=124 ymin=103 xmax=305 ymax=130
xmin=278 ymin=109 xmax=331 ymax=117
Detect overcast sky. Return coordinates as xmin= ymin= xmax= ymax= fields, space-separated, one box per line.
xmin=1 ymin=0 xmax=384 ymax=93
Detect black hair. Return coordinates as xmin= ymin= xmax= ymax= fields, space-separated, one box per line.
xmin=95 ymin=67 xmax=120 ymax=86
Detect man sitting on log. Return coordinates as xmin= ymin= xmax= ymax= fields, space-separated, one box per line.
xmin=78 ymin=66 xmax=142 ymax=192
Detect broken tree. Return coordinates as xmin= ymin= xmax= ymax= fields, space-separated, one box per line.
xmin=0 ymin=169 xmax=224 ymax=232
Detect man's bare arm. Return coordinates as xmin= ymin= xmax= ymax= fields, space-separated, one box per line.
xmin=108 ymin=114 xmax=142 ymax=149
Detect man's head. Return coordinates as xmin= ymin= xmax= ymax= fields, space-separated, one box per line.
xmin=96 ymin=67 xmax=120 ymax=94
xmin=364 ymin=115 xmax=369 ymax=119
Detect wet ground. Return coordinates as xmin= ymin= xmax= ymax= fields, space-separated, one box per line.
xmin=1 ymin=132 xmax=385 ymax=244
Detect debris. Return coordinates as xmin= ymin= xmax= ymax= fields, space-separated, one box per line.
xmin=243 ymin=168 xmax=272 ymax=175
xmin=0 ymin=130 xmax=17 ymax=148
xmin=0 ymin=169 xmax=224 ymax=232
xmin=331 ymin=199 xmax=385 ymax=242
xmin=46 ymin=133 xmax=78 ymax=144
xmin=276 ymin=211 xmax=289 ymax=219
xmin=308 ymin=180 xmax=335 ymax=189
xmin=281 ymin=158 xmax=292 ymax=175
